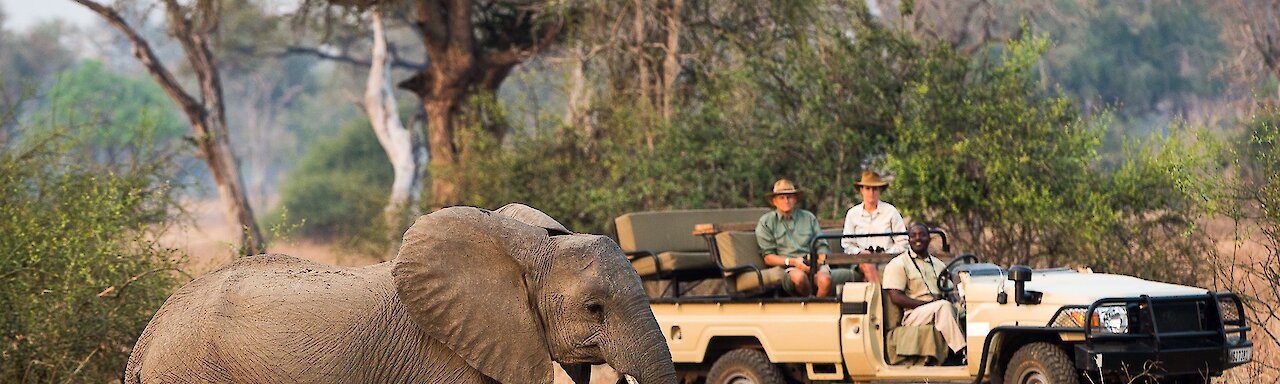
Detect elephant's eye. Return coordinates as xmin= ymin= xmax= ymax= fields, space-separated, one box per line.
xmin=586 ymin=302 xmax=604 ymax=319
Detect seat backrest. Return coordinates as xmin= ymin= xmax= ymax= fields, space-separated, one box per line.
xmin=614 ymin=208 xmax=771 ymax=253
xmin=714 ymin=231 xmax=765 ymax=270
xmin=883 ymin=289 xmax=903 ymax=333
xmin=821 ymin=227 xmax=845 ymax=254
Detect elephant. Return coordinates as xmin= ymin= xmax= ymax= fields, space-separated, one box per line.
xmin=123 ymin=203 xmax=676 ymax=384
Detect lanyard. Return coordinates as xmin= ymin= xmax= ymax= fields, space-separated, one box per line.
xmin=908 ymin=251 xmax=938 ymax=298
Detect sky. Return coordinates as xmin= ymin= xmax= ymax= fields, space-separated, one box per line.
xmin=1 ymin=1 xmax=97 ymax=31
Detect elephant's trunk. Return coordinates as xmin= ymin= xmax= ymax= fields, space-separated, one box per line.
xmin=603 ymin=297 xmax=677 ymax=384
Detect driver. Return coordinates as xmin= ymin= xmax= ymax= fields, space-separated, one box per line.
xmin=882 ymin=223 xmax=967 ymax=356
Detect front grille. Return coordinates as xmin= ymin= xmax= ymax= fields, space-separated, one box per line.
xmin=1151 ymin=301 xmax=1208 ymax=333
xmin=1124 ymin=297 xmax=1223 ymax=350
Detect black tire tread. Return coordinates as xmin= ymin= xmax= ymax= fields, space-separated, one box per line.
xmin=706 ymin=348 xmax=784 ymax=384
xmin=1003 ymin=342 xmax=1079 ymax=384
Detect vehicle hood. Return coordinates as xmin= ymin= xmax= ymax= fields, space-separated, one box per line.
xmin=967 ymin=270 xmax=1210 ymax=306
xmin=1022 ymin=271 xmax=1209 ymax=305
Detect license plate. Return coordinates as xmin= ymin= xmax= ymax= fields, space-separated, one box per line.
xmin=1229 ymin=346 xmax=1253 ymax=364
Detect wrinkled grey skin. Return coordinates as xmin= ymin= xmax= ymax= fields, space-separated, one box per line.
xmin=124 ymin=204 xmax=675 ymax=384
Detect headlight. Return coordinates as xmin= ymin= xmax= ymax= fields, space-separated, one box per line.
xmin=1218 ymin=296 xmax=1242 ymax=324
xmin=1051 ymin=307 xmax=1090 ymax=328
xmin=1095 ymin=306 xmax=1129 ymax=334
xmin=1050 ymin=306 xmax=1128 ymax=334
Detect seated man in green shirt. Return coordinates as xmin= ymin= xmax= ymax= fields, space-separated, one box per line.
xmin=756 ymin=179 xmax=837 ymax=297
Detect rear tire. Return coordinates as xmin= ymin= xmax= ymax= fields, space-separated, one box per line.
xmin=706 ymin=348 xmax=784 ymax=384
xmin=1003 ymin=342 xmax=1079 ymax=384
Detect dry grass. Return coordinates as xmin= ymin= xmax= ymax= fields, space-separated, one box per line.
xmin=161 ymin=199 xmax=383 ymax=276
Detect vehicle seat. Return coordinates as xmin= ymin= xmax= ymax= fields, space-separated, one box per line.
xmin=713 ymin=231 xmax=787 ymax=295
xmin=615 ymin=208 xmax=770 ymax=279
xmin=882 ymin=289 xmax=948 ymax=365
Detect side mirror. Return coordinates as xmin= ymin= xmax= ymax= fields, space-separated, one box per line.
xmin=1007 ymin=265 xmax=1042 ymax=305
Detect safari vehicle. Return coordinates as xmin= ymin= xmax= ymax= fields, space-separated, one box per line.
xmin=612 ymin=209 xmax=1253 ymax=384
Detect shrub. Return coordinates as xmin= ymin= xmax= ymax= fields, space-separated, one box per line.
xmin=275 ymin=119 xmax=391 ymax=252
xmin=0 ymin=132 xmax=183 ymax=383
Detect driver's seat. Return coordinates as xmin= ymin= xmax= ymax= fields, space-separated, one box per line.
xmin=882 ymin=289 xmax=948 ymax=366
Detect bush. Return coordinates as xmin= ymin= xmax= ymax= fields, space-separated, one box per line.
xmin=0 ymin=132 xmax=183 ymax=382
xmin=276 ymin=119 xmax=391 ymax=251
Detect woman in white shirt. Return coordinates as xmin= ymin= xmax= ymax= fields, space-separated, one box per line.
xmin=842 ymin=171 xmax=908 ymax=254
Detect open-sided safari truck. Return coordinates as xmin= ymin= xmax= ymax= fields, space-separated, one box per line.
xmin=613 ymin=209 xmax=1254 ymax=384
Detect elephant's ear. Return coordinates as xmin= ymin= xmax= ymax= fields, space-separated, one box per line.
xmin=495 ymin=203 xmax=572 ymax=235
xmin=393 ymin=206 xmax=554 ymax=384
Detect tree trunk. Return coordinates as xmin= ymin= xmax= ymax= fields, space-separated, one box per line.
xmin=661 ymin=0 xmax=682 ymax=120
xmin=74 ymin=0 xmax=264 ymax=255
xmin=365 ymin=10 xmax=420 ymax=255
xmin=399 ymin=0 xmax=564 ymax=209
xmin=202 ymin=131 xmax=262 ymax=254
xmin=421 ymin=95 xmax=461 ymax=207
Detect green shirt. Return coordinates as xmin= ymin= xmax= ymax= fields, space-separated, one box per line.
xmin=755 ymin=209 xmax=830 ymax=257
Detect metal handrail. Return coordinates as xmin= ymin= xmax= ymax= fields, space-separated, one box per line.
xmin=803 ymin=229 xmax=950 ymax=297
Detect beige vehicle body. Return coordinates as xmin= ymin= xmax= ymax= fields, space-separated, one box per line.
xmin=615 ymin=209 xmax=1253 ymax=384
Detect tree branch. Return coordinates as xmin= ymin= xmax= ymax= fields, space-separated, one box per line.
xmin=71 ymin=0 xmax=204 ymax=120
xmin=415 ymin=0 xmax=449 ymax=58
xmin=281 ymin=46 xmax=427 ymax=71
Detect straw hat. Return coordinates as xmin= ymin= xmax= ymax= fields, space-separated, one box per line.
xmin=765 ymin=178 xmax=804 ymax=198
xmin=853 ymin=171 xmax=890 ymax=188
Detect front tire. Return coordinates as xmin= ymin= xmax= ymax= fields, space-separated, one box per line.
xmin=1003 ymin=342 xmax=1079 ymax=384
xmin=706 ymin=348 xmax=784 ymax=384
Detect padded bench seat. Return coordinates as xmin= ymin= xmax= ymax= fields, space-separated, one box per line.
xmin=614 ymin=208 xmax=770 ymax=279
xmin=628 ymin=251 xmax=718 ymax=277
xmin=714 ymin=230 xmax=854 ymax=296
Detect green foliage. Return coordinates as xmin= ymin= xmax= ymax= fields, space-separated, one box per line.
xmin=888 ymin=33 xmax=1216 ymax=283
xmin=36 ymin=60 xmax=185 ymax=161
xmin=0 ymin=130 xmax=183 ymax=382
xmin=445 ymin=13 xmax=1213 ymax=286
xmin=276 ymin=119 xmax=391 ymax=250
xmin=1044 ymin=1 xmax=1224 ymax=115
xmin=888 ymin=35 xmax=1103 ymax=265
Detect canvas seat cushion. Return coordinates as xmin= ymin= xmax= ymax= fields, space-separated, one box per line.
xmin=629 ymin=251 xmax=717 ymax=277
xmin=716 ymin=231 xmax=856 ymax=294
xmin=714 ymin=231 xmax=780 ymax=292
xmin=614 ymin=208 xmax=771 ymax=253
xmin=732 ymin=266 xmax=788 ymax=292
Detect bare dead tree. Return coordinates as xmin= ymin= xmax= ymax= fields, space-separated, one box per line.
xmin=363 ymin=7 xmax=421 ymax=257
xmin=72 ymin=0 xmax=264 ymax=255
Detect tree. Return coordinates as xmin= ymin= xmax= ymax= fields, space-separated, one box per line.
xmin=0 ymin=11 xmax=77 ymax=139
xmin=364 ymin=7 xmax=421 ymax=252
xmin=37 ymin=59 xmax=186 ymax=164
xmin=394 ymin=0 xmax=567 ymax=208
xmin=217 ymin=0 xmax=319 ymax=211
xmin=293 ymin=0 xmax=569 ymax=208
xmin=1225 ymin=0 xmax=1280 ymax=101
xmin=72 ymin=0 xmax=264 ymax=254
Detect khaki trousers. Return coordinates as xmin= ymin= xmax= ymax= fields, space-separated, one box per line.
xmin=903 ymin=300 xmax=967 ymax=352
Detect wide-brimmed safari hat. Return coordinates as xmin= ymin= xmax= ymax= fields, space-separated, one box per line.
xmin=853 ymin=171 xmax=890 ymax=188
xmin=765 ymin=178 xmax=804 ymax=199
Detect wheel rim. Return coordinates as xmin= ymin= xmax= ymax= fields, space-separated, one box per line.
xmin=1019 ymin=369 xmax=1048 ymax=384
xmin=724 ymin=371 xmax=755 ymax=384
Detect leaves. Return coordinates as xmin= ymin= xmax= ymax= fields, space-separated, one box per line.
xmin=0 ymin=130 xmax=182 ymax=382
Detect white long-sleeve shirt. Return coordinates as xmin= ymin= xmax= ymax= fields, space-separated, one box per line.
xmin=841 ymin=202 xmax=908 ymax=254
